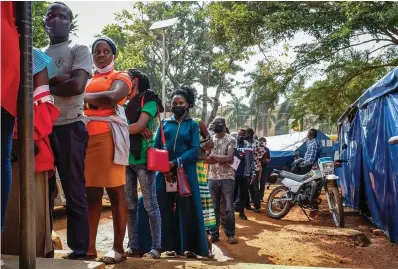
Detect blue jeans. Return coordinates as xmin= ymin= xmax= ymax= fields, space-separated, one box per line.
xmin=125 ymin=165 xmax=161 ymax=250
xmin=208 ymin=179 xmax=235 ymax=238
xmin=1 ymin=108 xmax=15 ymax=232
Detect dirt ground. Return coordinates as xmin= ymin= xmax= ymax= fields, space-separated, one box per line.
xmin=54 ymin=187 xmax=398 ymax=269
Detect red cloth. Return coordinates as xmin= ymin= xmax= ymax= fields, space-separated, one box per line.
xmin=1 ymin=1 xmax=20 ymax=117
xmin=13 ymin=88 xmax=60 ymax=175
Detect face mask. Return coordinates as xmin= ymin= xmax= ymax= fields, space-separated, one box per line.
xmin=214 ymin=125 xmax=224 ymax=133
xmin=45 ymin=18 xmax=70 ymax=38
xmin=172 ymin=106 xmax=187 ymax=118
xmin=94 ymin=56 xmax=115 ymax=74
xmin=238 ymin=136 xmax=245 ymax=143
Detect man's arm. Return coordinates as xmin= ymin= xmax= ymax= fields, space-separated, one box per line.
xmin=204 ymin=157 xmax=218 ymax=164
xmin=210 ymin=147 xmax=234 ymax=164
xmin=50 ymin=69 xmax=89 ymax=97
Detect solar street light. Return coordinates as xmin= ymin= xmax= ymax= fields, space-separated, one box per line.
xmin=149 ymin=18 xmax=179 ymax=118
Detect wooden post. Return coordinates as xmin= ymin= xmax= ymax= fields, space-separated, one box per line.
xmin=15 ymin=1 xmax=36 ymax=268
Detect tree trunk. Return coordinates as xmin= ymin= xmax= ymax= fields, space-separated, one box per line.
xmin=255 ymin=105 xmax=260 ymax=133
xmin=201 ymin=60 xmax=211 ymax=122
xmin=262 ymin=102 xmax=270 ymax=137
xmin=207 ymin=74 xmax=225 ymax=126
xmin=201 ymin=85 xmax=208 ymax=122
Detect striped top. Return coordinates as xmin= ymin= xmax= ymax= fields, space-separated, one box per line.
xmin=33 ymin=48 xmax=52 ymax=76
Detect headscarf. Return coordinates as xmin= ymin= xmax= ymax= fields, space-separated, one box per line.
xmin=92 ymin=36 xmax=117 ymax=55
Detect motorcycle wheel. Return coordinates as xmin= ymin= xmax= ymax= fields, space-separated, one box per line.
xmin=326 ymin=186 xmax=345 ymax=227
xmin=266 ymin=186 xmax=292 ymax=219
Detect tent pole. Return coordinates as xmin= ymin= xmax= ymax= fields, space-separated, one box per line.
xmin=15 ymin=1 xmax=36 ymax=268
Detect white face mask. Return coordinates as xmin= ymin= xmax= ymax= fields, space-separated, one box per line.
xmin=94 ymin=55 xmax=114 ymax=74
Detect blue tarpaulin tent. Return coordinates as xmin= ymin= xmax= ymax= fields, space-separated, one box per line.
xmin=337 ymin=67 xmax=398 ymax=243
xmin=263 ymin=130 xmax=334 ymax=178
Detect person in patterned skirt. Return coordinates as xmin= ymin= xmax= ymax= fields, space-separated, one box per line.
xmin=193 ymin=118 xmax=217 ymax=256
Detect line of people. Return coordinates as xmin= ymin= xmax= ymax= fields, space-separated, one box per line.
xmin=1 ymin=2 xmax=271 ymax=266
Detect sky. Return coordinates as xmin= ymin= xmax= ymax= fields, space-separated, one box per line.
xmin=62 ymin=1 xmax=304 ymax=108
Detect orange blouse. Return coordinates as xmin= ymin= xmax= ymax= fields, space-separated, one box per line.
xmin=85 ymin=70 xmax=132 ymax=136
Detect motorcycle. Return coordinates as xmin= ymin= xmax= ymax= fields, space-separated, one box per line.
xmin=265 ymin=144 xmax=347 ymax=227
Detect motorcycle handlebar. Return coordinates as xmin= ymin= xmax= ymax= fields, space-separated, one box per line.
xmin=272 ymin=169 xmax=281 ymax=175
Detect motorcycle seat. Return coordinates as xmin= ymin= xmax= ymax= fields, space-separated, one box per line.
xmin=280 ymin=171 xmax=308 ymax=182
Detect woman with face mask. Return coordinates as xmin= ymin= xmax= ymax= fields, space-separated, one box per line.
xmin=83 ymin=37 xmax=132 ymax=264
xmin=135 ymin=86 xmax=209 ymax=258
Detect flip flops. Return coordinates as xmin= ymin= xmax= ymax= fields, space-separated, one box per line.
xmin=143 ymin=249 xmax=161 ymax=259
xmin=125 ymin=247 xmax=141 ymax=258
xmin=100 ymin=249 xmax=127 ymax=265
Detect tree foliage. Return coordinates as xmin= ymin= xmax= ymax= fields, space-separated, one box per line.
xmin=33 ymin=1 xmax=51 ymax=48
xmin=208 ymin=1 xmax=398 ymax=127
xmin=100 ymin=2 xmax=246 ymax=122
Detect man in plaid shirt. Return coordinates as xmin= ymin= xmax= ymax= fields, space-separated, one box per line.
xmin=304 ymin=129 xmax=322 ymax=165
xmin=293 ymin=129 xmax=322 ymax=175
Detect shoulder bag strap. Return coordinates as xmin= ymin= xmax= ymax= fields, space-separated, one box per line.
xmin=157 ymin=106 xmax=166 ymax=148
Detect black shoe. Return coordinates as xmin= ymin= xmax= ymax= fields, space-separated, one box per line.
xmin=246 ymin=206 xmax=254 ymax=211
xmin=239 ymin=214 xmax=248 ymax=220
xmin=254 ymin=208 xmax=261 ymax=213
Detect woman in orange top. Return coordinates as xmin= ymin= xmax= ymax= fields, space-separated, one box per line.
xmin=84 ymin=37 xmax=133 ymax=264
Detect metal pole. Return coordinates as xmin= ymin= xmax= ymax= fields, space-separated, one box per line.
xmin=162 ymin=31 xmax=166 ymax=119
xmin=15 ymin=2 xmax=36 ymax=268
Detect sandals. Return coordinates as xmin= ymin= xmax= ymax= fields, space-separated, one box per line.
xmin=125 ymin=247 xmax=141 ymax=258
xmin=184 ymin=251 xmax=197 ymax=259
xmin=143 ymin=249 xmax=161 ymax=259
xmin=62 ymin=252 xmax=87 ymax=260
xmin=100 ymin=249 xmax=127 ymax=265
xmin=165 ymin=251 xmax=177 ymax=257
xmin=228 ymin=237 xmax=238 ymax=244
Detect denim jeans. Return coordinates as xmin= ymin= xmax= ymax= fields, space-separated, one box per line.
xmin=1 ymin=108 xmax=15 ymax=232
xmin=125 ymin=165 xmax=161 ymax=250
xmin=208 ymin=179 xmax=235 ymax=238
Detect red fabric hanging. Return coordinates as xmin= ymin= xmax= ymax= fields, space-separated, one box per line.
xmin=1 ymin=1 xmax=20 ymax=117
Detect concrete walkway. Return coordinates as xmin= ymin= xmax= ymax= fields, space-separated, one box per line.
xmin=1 ymin=255 xmax=104 ymax=269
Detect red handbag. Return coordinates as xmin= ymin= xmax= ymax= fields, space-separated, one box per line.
xmin=176 ymin=158 xmax=192 ymax=197
xmin=147 ymin=108 xmax=170 ymax=173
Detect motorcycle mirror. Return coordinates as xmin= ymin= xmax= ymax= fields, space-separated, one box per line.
xmin=342 ymin=144 xmax=348 ymax=150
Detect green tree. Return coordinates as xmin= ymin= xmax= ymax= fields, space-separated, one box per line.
xmin=33 ymin=1 xmax=51 ymax=48
xmin=208 ymin=1 xmax=398 ymax=126
xmin=222 ymin=95 xmax=250 ymax=132
xmin=101 ymin=2 xmax=246 ymax=123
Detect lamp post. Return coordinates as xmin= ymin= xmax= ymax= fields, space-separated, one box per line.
xmin=149 ymin=17 xmax=178 ymax=119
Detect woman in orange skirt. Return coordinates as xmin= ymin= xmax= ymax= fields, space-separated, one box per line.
xmin=84 ymin=37 xmax=133 ymax=264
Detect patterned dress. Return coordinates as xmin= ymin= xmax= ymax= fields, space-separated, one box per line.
xmin=194 ymin=118 xmax=217 ymax=230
